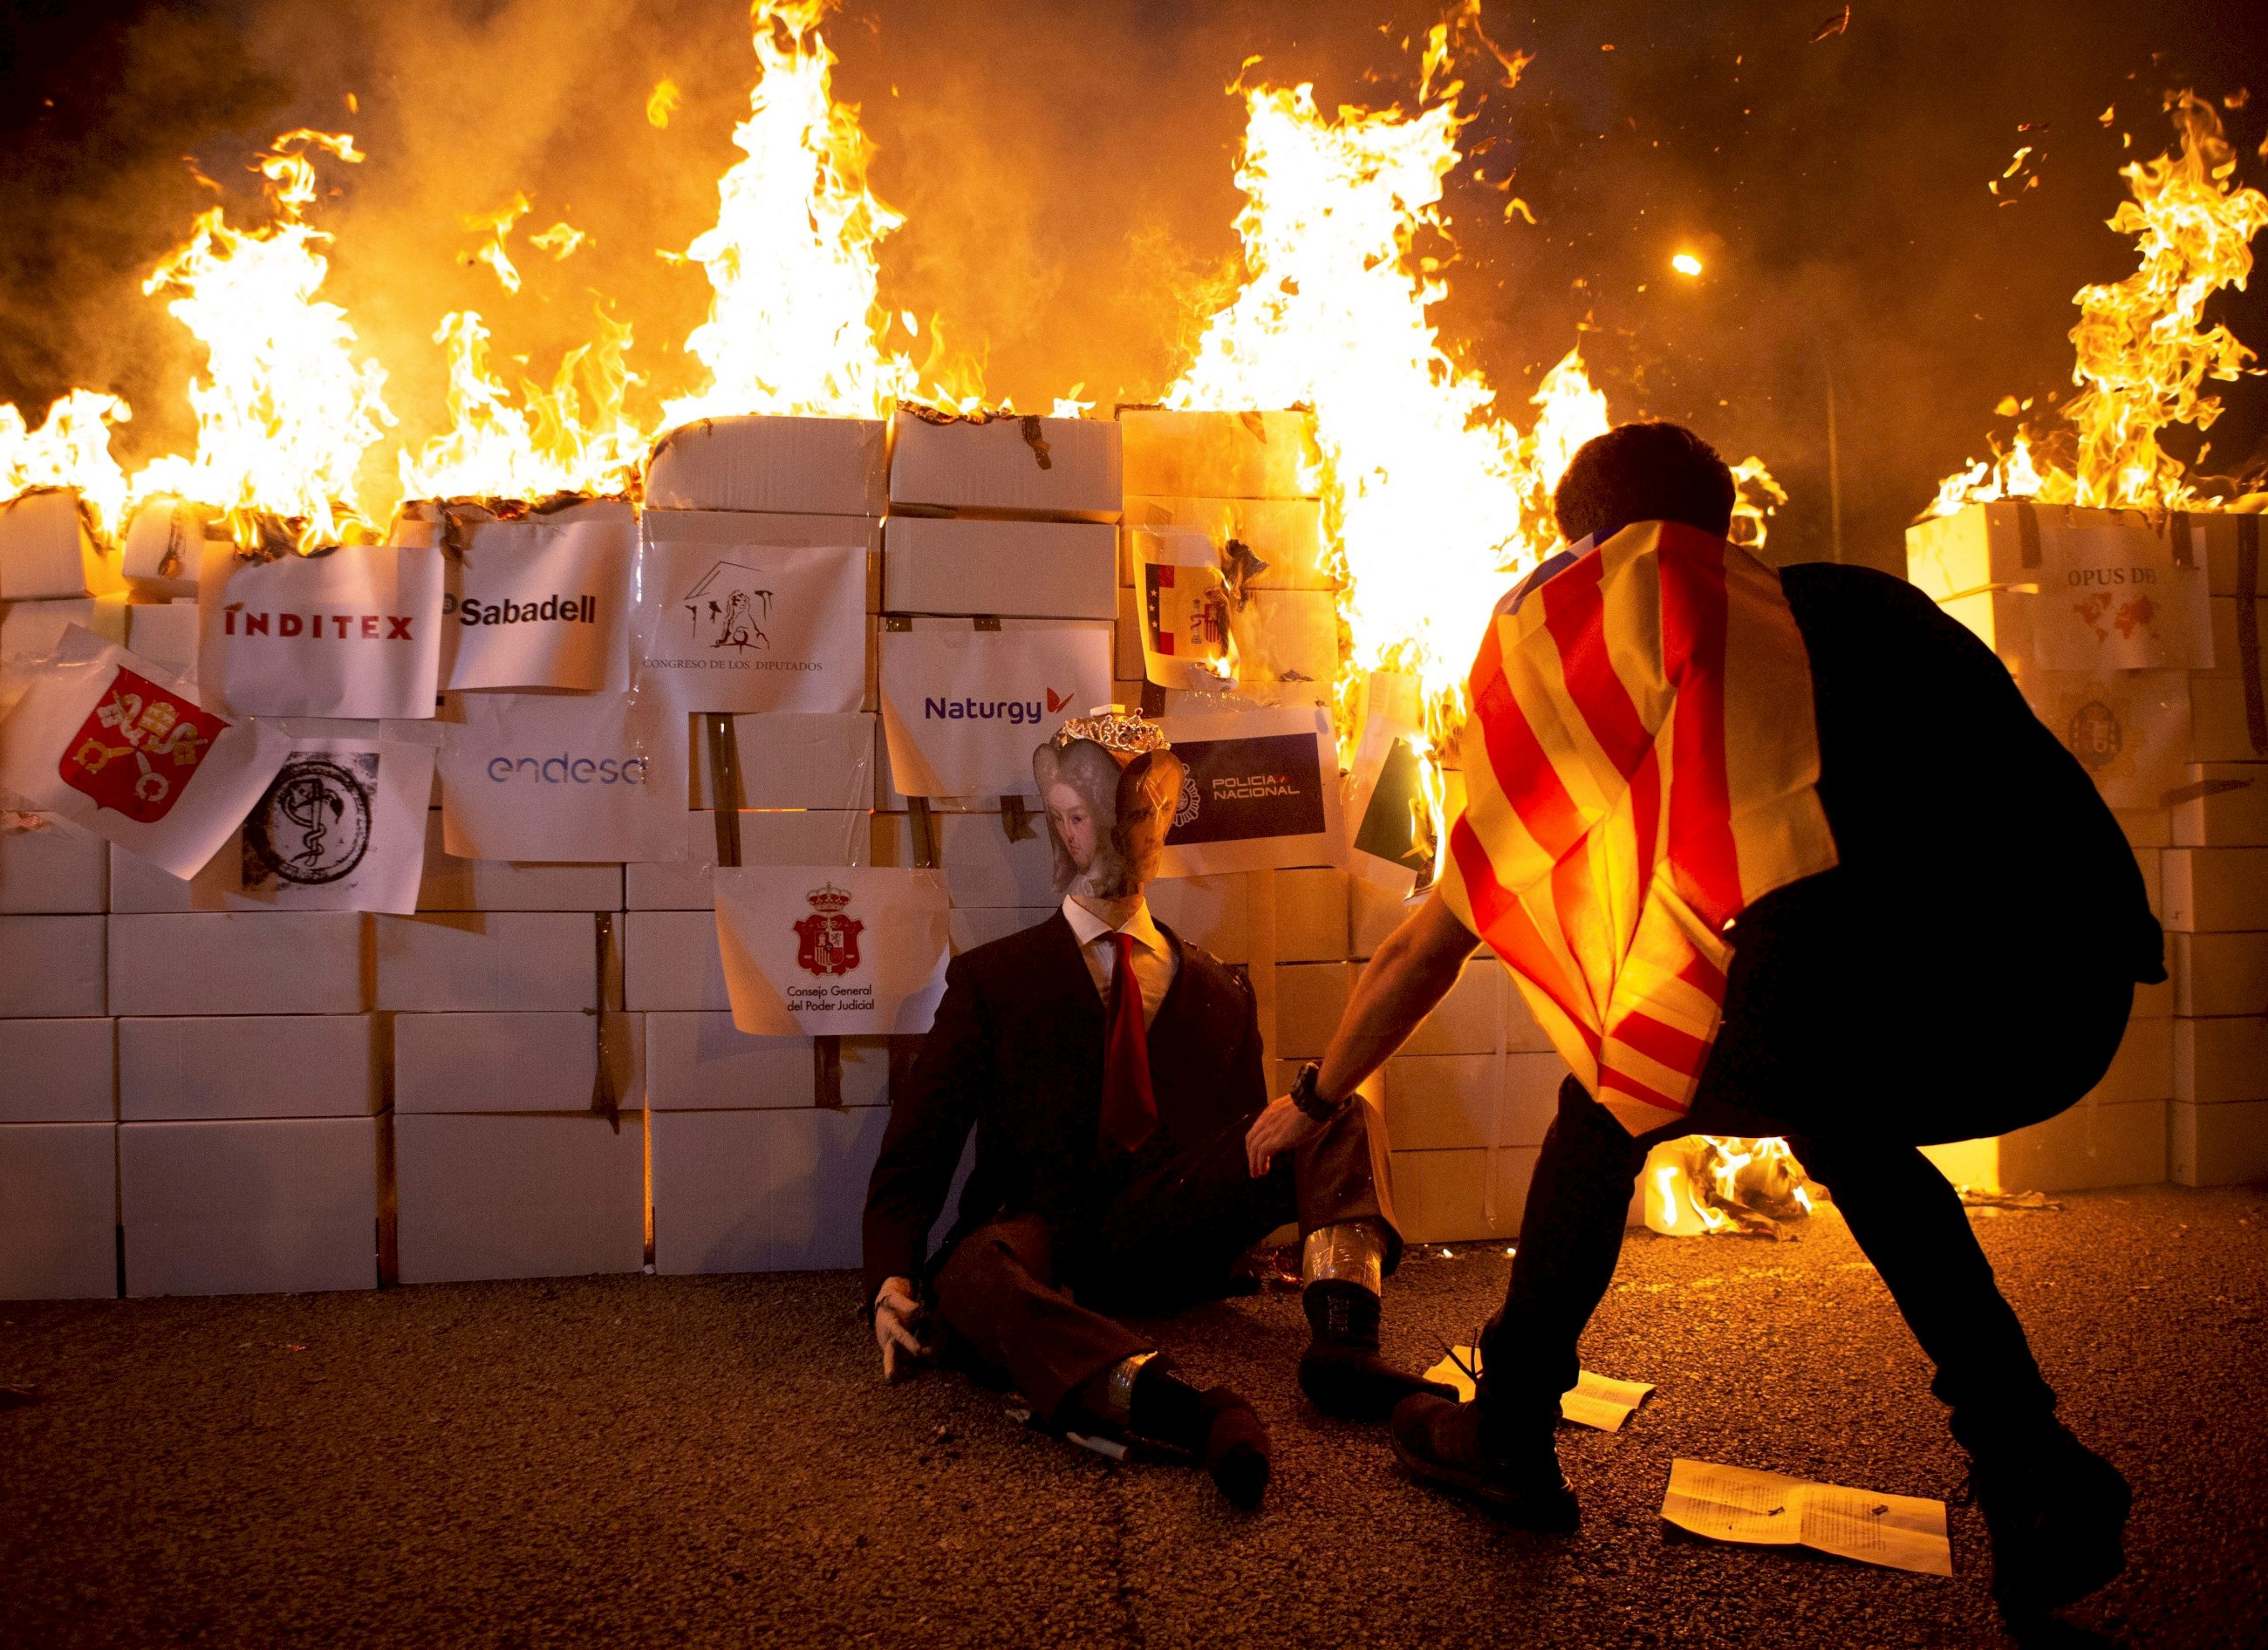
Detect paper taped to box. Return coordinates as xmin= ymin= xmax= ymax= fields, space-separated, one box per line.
xmin=632 ymin=530 xmax=867 ymax=715
xmin=1156 ymin=706 xmax=1342 ymax=876
xmin=197 ymin=541 xmax=444 ymax=719
xmin=877 ymin=618 xmax=1113 ymax=796
xmin=2020 ymin=669 xmax=2190 ymax=808
xmin=712 ymin=865 xmax=950 ymax=1036
xmin=0 ymin=624 xmax=290 ymax=878
xmin=436 ymin=690 xmax=686 ymax=862
xmin=1133 ymin=526 xmax=1234 ymax=690
xmin=441 ymin=503 xmax=635 ymax=692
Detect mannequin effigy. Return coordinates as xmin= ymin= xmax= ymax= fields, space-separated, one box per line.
xmin=861 ymin=709 xmax=1449 ymax=1506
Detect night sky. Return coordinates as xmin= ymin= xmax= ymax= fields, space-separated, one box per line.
xmin=3 ymin=0 xmax=2265 ymax=573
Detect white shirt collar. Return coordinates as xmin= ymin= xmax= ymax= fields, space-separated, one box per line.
xmin=1062 ymin=895 xmax=1167 ymax=956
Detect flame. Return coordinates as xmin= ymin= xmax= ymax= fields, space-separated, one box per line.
xmin=464 ymin=192 xmax=533 ymax=294
xmin=662 ymin=1 xmax=930 ymax=424
xmin=1644 ymin=1135 xmax=1814 ymax=1237
xmin=0 ymin=392 xmax=133 ymax=540
xmin=128 ymin=130 xmax=394 ymax=549
xmin=396 ymin=302 xmax=646 ymax=503
xmin=1930 ymin=91 xmax=2268 ymax=517
xmin=647 ymin=79 xmax=683 ymax=128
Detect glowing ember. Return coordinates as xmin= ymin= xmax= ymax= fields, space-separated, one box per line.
xmin=1670 ymin=250 xmax=1704 ymax=276
xmin=1645 ymin=1135 xmax=1815 ymax=1238
xmin=128 ymin=130 xmax=395 ymax=550
xmin=1930 ymin=92 xmax=2268 ymax=517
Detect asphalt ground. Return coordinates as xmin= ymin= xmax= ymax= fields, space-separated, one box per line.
xmin=3 ymin=1183 xmax=2264 ymax=1649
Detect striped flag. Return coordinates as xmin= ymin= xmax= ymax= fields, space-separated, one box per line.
xmin=1438 ymin=522 xmax=1839 ymax=1135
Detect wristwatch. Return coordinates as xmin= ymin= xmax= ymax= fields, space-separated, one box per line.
xmin=1289 ymin=1061 xmax=1345 ymax=1122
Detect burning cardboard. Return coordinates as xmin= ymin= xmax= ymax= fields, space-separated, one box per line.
xmin=0 ymin=488 xmax=122 ymax=602
xmin=887 ymin=410 xmax=1122 ymax=522
xmin=1117 ymin=408 xmax=1322 ymax=501
xmin=645 ymin=415 xmax=888 ymax=517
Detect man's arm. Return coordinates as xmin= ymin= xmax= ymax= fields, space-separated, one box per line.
xmin=1244 ymin=890 xmax=1480 ymax=1175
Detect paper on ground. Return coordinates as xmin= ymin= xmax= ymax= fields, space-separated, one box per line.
xmin=1661 ymin=1457 xmax=1952 ymax=1577
xmin=1420 ymin=1347 xmax=1655 ymax=1431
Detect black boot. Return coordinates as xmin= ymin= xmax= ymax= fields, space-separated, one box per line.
xmin=1124 ymin=1358 xmax=1271 ymax=1509
xmin=1969 ymin=1421 xmax=2130 ymax=1618
xmin=1388 ymin=1391 xmax=1580 ymax=1531
xmin=1297 ymin=1280 xmax=1458 ymax=1422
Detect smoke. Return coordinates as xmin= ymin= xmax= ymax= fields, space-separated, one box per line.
xmin=3 ymin=0 xmax=2265 ymax=569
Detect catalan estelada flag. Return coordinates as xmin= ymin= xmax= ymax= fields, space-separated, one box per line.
xmin=1437 ymin=522 xmax=1840 ymax=1135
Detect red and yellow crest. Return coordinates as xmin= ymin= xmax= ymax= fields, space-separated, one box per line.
xmin=59 ymin=668 xmax=229 ymax=824
xmin=793 ymin=883 xmax=863 ymax=978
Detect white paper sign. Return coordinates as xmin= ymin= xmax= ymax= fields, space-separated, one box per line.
xmin=2035 ymin=521 xmax=2213 ymax=672
xmin=1155 ymin=706 xmax=1343 ymax=877
xmin=1133 ymin=526 xmax=1234 ymax=691
xmin=713 ymin=865 xmax=951 ymax=1036
xmin=0 ymin=625 xmax=291 ymax=879
xmin=164 ymin=726 xmax=434 ymax=912
xmin=198 ymin=541 xmax=444 ymax=719
xmin=877 ymin=619 xmax=1113 ymax=796
xmin=435 ymin=690 xmax=687 ymax=862
xmin=444 ymin=508 xmax=635 ymax=692
xmin=632 ymin=532 xmax=867 ymax=714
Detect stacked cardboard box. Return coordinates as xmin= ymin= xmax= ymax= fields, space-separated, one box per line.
xmin=1908 ymin=503 xmax=2266 ymax=1190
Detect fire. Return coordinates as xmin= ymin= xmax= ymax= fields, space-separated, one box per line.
xmin=1165 ymin=23 xmax=1775 ymax=878
xmin=662 ymin=0 xmax=928 ymax=425
xmin=0 ymin=392 xmax=133 ymax=541
xmin=1645 ymin=1135 xmax=1815 ymax=1238
xmin=128 ymin=129 xmax=395 ymax=550
xmin=1930 ymin=91 xmax=2268 ymax=517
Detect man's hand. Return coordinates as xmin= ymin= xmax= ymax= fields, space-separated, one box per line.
xmin=1245 ymin=1094 xmax=1322 ymax=1178
xmin=873 ymin=1277 xmax=928 ymax=1381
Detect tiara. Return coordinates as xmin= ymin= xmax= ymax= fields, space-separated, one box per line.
xmin=1052 ymin=707 xmax=1169 ymax=756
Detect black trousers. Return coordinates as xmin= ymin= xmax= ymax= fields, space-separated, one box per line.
xmin=931 ymin=1097 xmax=1396 ymax=1421
xmin=1477 ymin=868 xmax=2135 ymax=1456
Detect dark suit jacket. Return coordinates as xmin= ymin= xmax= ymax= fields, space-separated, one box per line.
xmin=861 ymin=911 xmax=1265 ymax=1303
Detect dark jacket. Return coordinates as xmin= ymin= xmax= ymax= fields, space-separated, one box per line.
xmin=861 ymin=911 xmax=1266 ymax=1303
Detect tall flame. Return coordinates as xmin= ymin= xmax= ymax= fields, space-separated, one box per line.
xmin=662 ymin=0 xmax=921 ymax=424
xmin=129 ymin=130 xmax=394 ymax=549
xmin=0 ymin=392 xmax=133 ymax=540
xmin=1930 ymin=92 xmax=2268 ymax=517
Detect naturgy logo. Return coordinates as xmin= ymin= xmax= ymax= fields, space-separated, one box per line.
xmin=923 ymin=688 xmax=1072 ymax=726
xmin=486 ymin=752 xmax=652 ymax=784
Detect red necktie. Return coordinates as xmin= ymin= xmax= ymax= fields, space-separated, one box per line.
xmin=1100 ymin=931 xmax=1158 ymax=1153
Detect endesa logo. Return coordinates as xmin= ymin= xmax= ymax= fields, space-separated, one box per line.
xmin=485 ymin=751 xmax=652 ymax=785
xmin=445 ymin=592 xmax=598 ymax=629
xmin=922 ymin=685 xmax=1076 ymax=727
xmin=223 ymin=609 xmax=415 ymax=640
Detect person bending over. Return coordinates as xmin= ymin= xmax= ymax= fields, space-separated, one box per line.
xmin=862 ymin=710 xmax=1450 ymax=1507
xmin=1256 ymin=423 xmax=2155 ymax=1619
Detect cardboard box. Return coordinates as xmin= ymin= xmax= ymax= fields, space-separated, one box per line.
xmin=2014 ymin=669 xmax=2191 ymax=810
xmin=690 ymin=711 xmax=878 ymax=810
xmin=108 ymin=912 xmax=361 ymax=1016
xmin=2170 ymin=1097 xmax=2268 ymax=1186
xmin=1350 ymin=877 xmax=1418 ymax=958
xmin=2171 ymin=930 xmax=2268 ymax=1018
xmin=2088 ymin=1015 xmax=2172 ymax=1107
xmin=2175 ymin=1014 xmax=2268 ymax=1105
xmin=0 ymin=1018 xmax=113 ymax=1122
xmin=1114 ymin=585 xmax=1144 ymax=679
xmin=416 ymin=812 xmax=624 ymax=913
xmin=628 ymin=809 xmax=870 ymax=910
xmin=871 ymin=809 xmax=1055 ymax=908
xmin=119 ymin=1014 xmax=381 ymax=1121
xmin=2203 ymin=594 xmax=2265 ymax=678
xmin=2170 ymin=762 xmax=2268 ymax=846
xmin=637 ymin=505 xmax=881 ymax=585
xmin=1117 ymin=409 xmax=1322 ymax=501
xmin=2190 ymin=675 xmax=2268 ymax=764
xmin=125 ymin=599 xmax=202 ymax=680
xmin=0 ymin=817 xmax=106 ymax=912
xmin=373 ymin=911 xmax=601 ymax=1012
xmin=1396 ymin=958 xmax=1502 ymax=1057
xmin=1 ymin=915 xmax=106 ymax=1017
xmin=1997 ymin=1096 xmax=2169 ymax=1192
xmin=883 ymin=516 xmax=1117 ymax=619
xmin=0 ymin=1122 xmax=116 ymax=1299
xmin=1147 ymin=874 xmax=1249 ymax=963
xmin=120 ymin=498 xmax=214 ymax=596
xmin=1275 ymin=962 xmax=1352 ymax=1059
xmin=393 ymin=1112 xmax=645 ymax=1284
xmin=644 ymin=415 xmax=888 ymax=516
xmin=888 ymin=411 xmax=1122 ymax=522
xmin=1119 ymin=497 xmax=1333 ymax=590
xmin=645 ymin=1013 xmax=889 ymax=1109
xmin=1383 ymin=1053 xmax=1564 ymax=1151
xmin=949 ymin=906 xmax=1053 ymax=952
xmin=2133 ymin=848 xmax=2162 ymax=917
xmin=623 ymin=908 xmax=729 ymax=1012
xmin=651 ymin=1105 xmax=888 ymax=1273
xmin=874 ymin=723 xmax=1039 ymax=814
xmin=1389 ymin=1145 xmax=1534 ymax=1244
xmin=2162 ymin=848 xmax=2268 ymax=931
xmin=396 ymin=1010 xmax=642 ymax=1115
xmin=120 ymin=1116 xmax=377 ymax=1296
xmin=2112 ymin=807 xmax=2171 ymax=849
xmin=1274 ymin=867 xmax=1349 ymax=963
xmin=0 ymin=488 xmax=121 ymax=600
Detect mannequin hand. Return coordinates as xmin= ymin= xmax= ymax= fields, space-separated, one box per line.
xmin=873 ymin=1277 xmax=929 ymax=1381
xmin=1245 ymin=1094 xmax=1322 ymax=1177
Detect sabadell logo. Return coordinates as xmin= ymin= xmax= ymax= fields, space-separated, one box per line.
xmin=445 ymin=592 xmax=599 ymax=628
xmin=485 ymin=752 xmax=652 ymax=784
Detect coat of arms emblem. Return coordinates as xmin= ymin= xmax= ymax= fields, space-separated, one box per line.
xmin=793 ymin=883 xmax=864 ymax=977
xmin=59 ymin=668 xmax=229 ymax=823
